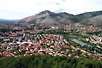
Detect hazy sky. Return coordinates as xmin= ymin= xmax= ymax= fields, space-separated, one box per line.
xmin=0 ymin=0 xmax=102 ymax=19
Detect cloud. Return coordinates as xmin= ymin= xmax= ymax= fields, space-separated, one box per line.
xmin=55 ymin=3 xmax=61 ymax=5
xmin=62 ymin=0 xmax=66 ymax=2
xmin=0 ymin=0 xmax=102 ymax=19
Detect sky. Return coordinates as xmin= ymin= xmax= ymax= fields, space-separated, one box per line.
xmin=0 ymin=0 xmax=102 ymax=19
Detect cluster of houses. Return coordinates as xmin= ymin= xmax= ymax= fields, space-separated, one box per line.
xmin=0 ymin=23 xmax=102 ymax=61
xmin=0 ymin=31 xmax=102 ymax=61
xmin=11 ymin=23 xmax=102 ymax=34
xmin=63 ymin=25 xmax=102 ymax=33
xmin=86 ymin=36 xmax=102 ymax=51
xmin=87 ymin=36 xmax=102 ymax=44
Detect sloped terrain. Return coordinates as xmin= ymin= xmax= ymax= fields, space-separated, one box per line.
xmin=15 ymin=10 xmax=102 ymax=28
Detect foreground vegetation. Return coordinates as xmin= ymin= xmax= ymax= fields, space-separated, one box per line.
xmin=0 ymin=54 xmax=102 ymax=68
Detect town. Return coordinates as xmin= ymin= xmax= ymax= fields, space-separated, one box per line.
xmin=0 ymin=24 xmax=102 ymax=61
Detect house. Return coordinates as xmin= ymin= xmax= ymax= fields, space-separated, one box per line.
xmin=61 ymin=54 xmax=66 ymax=56
xmin=7 ymin=54 xmax=13 ymax=57
xmin=24 ymin=54 xmax=29 ymax=56
xmin=33 ymin=53 xmax=37 ymax=55
xmin=26 ymin=51 xmax=31 ymax=54
xmin=26 ymin=46 xmax=31 ymax=50
xmin=66 ymin=49 xmax=70 ymax=52
xmin=0 ymin=57 xmax=6 ymax=60
xmin=39 ymin=51 xmax=45 ymax=55
xmin=82 ymin=52 xmax=87 ymax=55
xmin=7 ymin=45 xmax=11 ymax=49
xmin=0 ymin=52 xmax=3 ymax=55
xmin=99 ymin=57 xmax=102 ymax=60
xmin=61 ymin=51 xmax=65 ymax=54
xmin=88 ymin=53 xmax=92 ymax=56
xmin=68 ymin=54 xmax=72 ymax=57
xmin=94 ymin=54 xmax=98 ymax=57
xmin=75 ymin=55 xmax=80 ymax=58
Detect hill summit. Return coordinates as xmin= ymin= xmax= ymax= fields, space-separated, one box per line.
xmin=15 ymin=10 xmax=73 ymax=25
xmin=15 ymin=10 xmax=102 ymax=28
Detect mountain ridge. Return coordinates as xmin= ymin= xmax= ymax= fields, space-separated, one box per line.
xmin=15 ymin=10 xmax=74 ymax=25
xmin=15 ymin=10 xmax=102 ymax=27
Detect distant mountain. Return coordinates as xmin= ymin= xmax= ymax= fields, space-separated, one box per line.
xmin=15 ymin=10 xmax=73 ymax=25
xmin=75 ymin=11 xmax=102 ymax=22
xmin=0 ymin=19 xmax=19 ymax=25
xmin=77 ymin=11 xmax=102 ymax=27
xmin=15 ymin=10 xmax=102 ymax=28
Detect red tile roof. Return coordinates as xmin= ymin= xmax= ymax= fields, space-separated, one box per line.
xmin=0 ymin=57 xmax=6 ymax=60
xmin=94 ymin=54 xmax=98 ymax=57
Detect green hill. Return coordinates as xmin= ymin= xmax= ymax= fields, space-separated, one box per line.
xmin=0 ymin=54 xmax=102 ymax=68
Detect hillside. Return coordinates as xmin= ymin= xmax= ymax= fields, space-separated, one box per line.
xmin=15 ymin=10 xmax=74 ymax=25
xmin=77 ymin=11 xmax=102 ymax=27
xmin=15 ymin=10 xmax=102 ymax=27
xmin=76 ymin=11 xmax=102 ymax=22
xmin=0 ymin=54 xmax=102 ymax=68
xmin=80 ymin=14 xmax=102 ymax=27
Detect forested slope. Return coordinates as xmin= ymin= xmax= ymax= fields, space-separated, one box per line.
xmin=0 ymin=54 xmax=102 ymax=68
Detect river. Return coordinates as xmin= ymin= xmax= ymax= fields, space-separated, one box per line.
xmin=70 ymin=38 xmax=102 ymax=53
